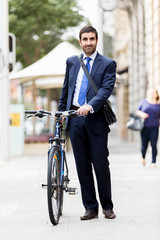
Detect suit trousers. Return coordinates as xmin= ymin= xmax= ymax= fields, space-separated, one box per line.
xmin=69 ymin=115 xmax=113 ymax=213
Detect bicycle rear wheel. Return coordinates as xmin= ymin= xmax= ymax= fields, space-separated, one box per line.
xmin=47 ymin=146 xmax=63 ymax=225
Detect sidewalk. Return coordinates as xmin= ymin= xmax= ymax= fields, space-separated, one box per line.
xmin=0 ymin=128 xmax=160 ymax=240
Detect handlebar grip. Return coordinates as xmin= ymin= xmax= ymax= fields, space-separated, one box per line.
xmin=25 ymin=110 xmax=37 ymax=114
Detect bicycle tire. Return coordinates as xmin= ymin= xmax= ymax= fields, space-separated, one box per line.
xmin=59 ymin=151 xmax=68 ymax=215
xmin=47 ymin=146 xmax=63 ymax=225
xmin=59 ymin=156 xmax=66 ymax=216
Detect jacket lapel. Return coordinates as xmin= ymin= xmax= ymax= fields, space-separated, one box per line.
xmin=71 ymin=58 xmax=80 ymax=89
xmin=87 ymin=52 xmax=101 ymax=92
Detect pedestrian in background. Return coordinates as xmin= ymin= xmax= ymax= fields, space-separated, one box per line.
xmin=136 ymin=88 xmax=160 ymax=167
xmin=58 ymin=26 xmax=116 ymax=220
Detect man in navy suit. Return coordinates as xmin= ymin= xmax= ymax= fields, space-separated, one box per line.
xmin=58 ymin=26 xmax=116 ymax=220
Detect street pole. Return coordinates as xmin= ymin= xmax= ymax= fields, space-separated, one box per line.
xmin=0 ymin=0 xmax=10 ymax=162
xmin=96 ymin=0 xmax=104 ymax=54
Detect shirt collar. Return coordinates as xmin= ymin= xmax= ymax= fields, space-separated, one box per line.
xmin=83 ymin=50 xmax=97 ymax=61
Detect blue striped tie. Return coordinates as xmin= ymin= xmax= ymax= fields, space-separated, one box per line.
xmin=78 ymin=57 xmax=91 ymax=106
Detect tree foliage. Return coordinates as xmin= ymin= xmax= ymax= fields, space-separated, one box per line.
xmin=9 ymin=0 xmax=85 ymax=67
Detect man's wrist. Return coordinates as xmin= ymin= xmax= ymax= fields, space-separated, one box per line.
xmin=87 ymin=104 xmax=94 ymax=113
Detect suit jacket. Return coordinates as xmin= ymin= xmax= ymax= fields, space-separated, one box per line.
xmin=58 ymin=52 xmax=116 ymax=133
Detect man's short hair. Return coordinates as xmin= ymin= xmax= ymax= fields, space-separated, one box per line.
xmin=79 ymin=26 xmax=98 ymax=40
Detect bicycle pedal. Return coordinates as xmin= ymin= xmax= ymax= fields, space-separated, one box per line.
xmin=66 ymin=187 xmax=78 ymax=195
xmin=41 ymin=183 xmax=47 ymax=189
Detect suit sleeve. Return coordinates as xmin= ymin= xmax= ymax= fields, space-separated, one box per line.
xmin=58 ymin=59 xmax=69 ymax=111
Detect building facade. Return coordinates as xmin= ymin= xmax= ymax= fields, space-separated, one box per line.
xmin=113 ymin=0 xmax=160 ymax=141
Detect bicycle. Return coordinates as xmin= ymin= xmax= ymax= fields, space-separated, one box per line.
xmin=25 ymin=109 xmax=78 ymax=225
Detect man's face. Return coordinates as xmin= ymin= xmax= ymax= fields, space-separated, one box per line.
xmin=79 ymin=32 xmax=98 ymax=56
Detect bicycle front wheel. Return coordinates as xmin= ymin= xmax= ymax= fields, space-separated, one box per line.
xmin=47 ymin=146 xmax=62 ymax=225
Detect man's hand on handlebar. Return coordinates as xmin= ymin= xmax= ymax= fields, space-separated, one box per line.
xmin=77 ymin=104 xmax=93 ymax=116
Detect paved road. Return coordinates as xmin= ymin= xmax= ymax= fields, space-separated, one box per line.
xmin=0 ymin=128 xmax=160 ymax=240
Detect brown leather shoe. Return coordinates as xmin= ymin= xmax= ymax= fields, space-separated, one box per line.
xmin=80 ymin=210 xmax=98 ymax=220
xmin=103 ymin=209 xmax=116 ymax=219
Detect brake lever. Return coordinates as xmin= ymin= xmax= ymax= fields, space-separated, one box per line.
xmin=70 ymin=112 xmax=79 ymax=118
xmin=27 ymin=115 xmax=33 ymax=118
xmin=27 ymin=113 xmax=46 ymax=118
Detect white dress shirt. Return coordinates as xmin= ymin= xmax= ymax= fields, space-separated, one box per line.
xmin=72 ymin=51 xmax=97 ymax=107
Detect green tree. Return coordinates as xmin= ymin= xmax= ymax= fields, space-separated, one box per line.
xmin=9 ymin=0 xmax=85 ymax=67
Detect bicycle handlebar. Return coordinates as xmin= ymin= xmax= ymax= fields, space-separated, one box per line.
xmin=25 ymin=110 xmax=52 ymax=118
xmin=55 ymin=110 xmax=78 ymax=118
xmin=25 ymin=110 xmax=78 ymax=119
